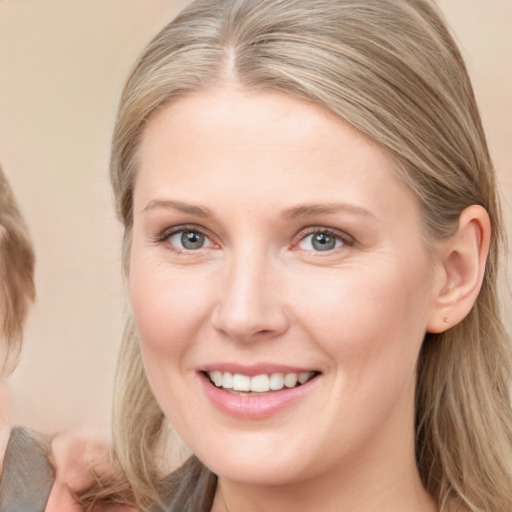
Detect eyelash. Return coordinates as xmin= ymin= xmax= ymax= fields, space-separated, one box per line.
xmin=154 ymin=225 xmax=354 ymax=254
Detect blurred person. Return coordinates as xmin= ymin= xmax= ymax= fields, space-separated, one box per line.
xmin=0 ymin=164 xmax=112 ymax=512
xmin=0 ymin=162 xmax=53 ymax=510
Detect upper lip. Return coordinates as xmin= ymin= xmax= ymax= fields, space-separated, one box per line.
xmin=199 ymin=363 xmax=320 ymax=376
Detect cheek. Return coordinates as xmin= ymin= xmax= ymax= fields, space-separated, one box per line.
xmin=128 ymin=253 xmax=211 ymax=359
xmin=292 ymin=262 xmax=432 ymax=370
xmin=127 ymin=255 xmax=214 ymax=428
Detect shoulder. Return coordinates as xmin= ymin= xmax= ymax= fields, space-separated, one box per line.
xmin=0 ymin=426 xmax=54 ymax=510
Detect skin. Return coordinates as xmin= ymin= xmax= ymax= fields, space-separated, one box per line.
xmin=129 ymin=88 xmax=446 ymax=512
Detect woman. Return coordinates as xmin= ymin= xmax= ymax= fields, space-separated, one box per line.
xmin=84 ymin=0 xmax=512 ymax=510
xmin=0 ymin=163 xmax=55 ymax=510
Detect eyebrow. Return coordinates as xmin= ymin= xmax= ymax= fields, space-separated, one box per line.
xmin=143 ymin=199 xmax=376 ymax=221
xmin=281 ymin=203 xmax=376 ymax=220
xmin=143 ymin=199 xmax=212 ymax=217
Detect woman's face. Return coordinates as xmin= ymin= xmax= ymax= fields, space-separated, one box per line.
xmin=130 ymin=89 xmax=442 ymax=486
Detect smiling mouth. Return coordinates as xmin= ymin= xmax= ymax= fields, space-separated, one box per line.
xmin=204 ymin=370 xmax=321 ymax=394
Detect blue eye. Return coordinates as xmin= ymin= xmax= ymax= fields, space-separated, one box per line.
xmin=168 ymin=229 xmax=210 ymax=250
xmin=298 ymin=231 xmax=343 ymax=252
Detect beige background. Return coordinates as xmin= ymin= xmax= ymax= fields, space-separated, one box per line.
xmin=0 ymin=0 xmax=510 ymax=435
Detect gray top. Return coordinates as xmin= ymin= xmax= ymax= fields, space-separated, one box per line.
xmin=0 ymin=427 xmax=55 ymax=512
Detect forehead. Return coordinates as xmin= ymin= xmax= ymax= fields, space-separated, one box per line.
xmin=134 ymin=88 xmax=418 ymax=221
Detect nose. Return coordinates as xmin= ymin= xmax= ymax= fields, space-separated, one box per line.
xmin=211 ymin=250 xmax=289 ymax=342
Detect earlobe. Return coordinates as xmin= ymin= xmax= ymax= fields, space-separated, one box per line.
xmin=427 ymin=205 xmax=491 ymax=334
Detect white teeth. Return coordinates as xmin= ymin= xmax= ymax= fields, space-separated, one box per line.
xmin=232 ymin=374 xmax=251 ymax=391
xmin=284 ymin=373 xmax=298 ymax=388
xmin=211 ymin=370 xmax=223 ymax=387
xmin=269 ymin=373 xmax=284 ymax=390
xmin=208 ymin=371 xmax=314 ymax=392
xmin=251 ymin=374 xmax=270 ymax=392
xmin=222 ymin=372 xmax=233 ymax=389
xmin=298 ymin=372 xmax=310 ymax=384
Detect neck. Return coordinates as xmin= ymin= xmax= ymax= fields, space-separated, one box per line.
xmin=0 ymin=380 xmax=11 ymax=480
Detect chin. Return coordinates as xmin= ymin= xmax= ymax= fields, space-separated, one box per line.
xmin=208 ymin=459 xmax=303 ymax=487
xmin=190 ymin=441 xmax=304 ymax=487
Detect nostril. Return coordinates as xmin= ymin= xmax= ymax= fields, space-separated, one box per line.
xmin=254 ymin=329 xmax=272 ymax=336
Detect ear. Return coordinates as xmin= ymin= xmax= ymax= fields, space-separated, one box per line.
xmin=427 ymin=205 xmax=491 ymax=333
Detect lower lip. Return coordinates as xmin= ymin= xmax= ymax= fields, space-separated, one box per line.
xmin=199 ymin=373 xmax=319 ymax=419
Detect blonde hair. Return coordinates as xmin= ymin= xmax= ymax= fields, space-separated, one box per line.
xmin=87 ymin=0 xmax=512 ymax=510
xmin=0 ymin=163 xmax=35 ymax=375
